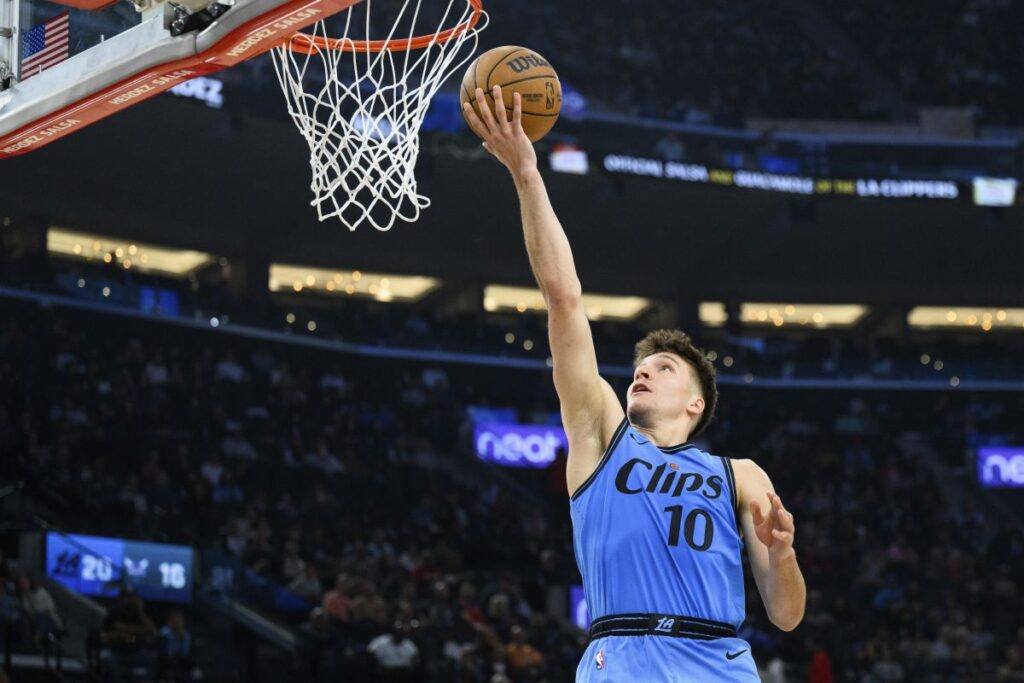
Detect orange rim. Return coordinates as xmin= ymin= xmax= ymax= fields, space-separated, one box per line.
xmin=286 ymin=0 xmax=483 ymax=55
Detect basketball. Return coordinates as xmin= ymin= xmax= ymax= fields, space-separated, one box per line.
xmin=460 ymin=46 xmax=562 ymax=142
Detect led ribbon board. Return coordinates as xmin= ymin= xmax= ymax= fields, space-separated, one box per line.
xmin=46 ymin=533 xmax=194 ymax=603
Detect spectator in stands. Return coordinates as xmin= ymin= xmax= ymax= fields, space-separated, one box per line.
xmin=350 ymin=580 xmax=390 ymax=628
xmin=367 ymin=620 xmax=419 ymax=682
xmin=16 ymin=575 xmax=63 ymax=645
xmin=288 ymin=564 xmax=323 ymax=604
xmin=321 ymin=572 xmax=352 ymax=623
xmin=158 ymin=608 xmax=194 ymax=683
xmin=0 ymin=580 xmax=23 ymax=644
xmin=199 ymin=453 xmax=225 ymax=488
xmin=281 ymin=540 xmax=306 ymax=583
xmin=99 ymin=588 xmax=158 ymax=683
xmin=504 ymin=624 xmax=545 ymax=680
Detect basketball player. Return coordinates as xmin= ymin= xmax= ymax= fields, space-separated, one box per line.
xmin=464 ymin=86 xmax=806 ymax=681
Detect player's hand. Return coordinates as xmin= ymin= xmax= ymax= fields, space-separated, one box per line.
xmin=463 ymin=85 xmax=538 ymax=180
xmin=749 ymin=492 xmax=796 ymax=563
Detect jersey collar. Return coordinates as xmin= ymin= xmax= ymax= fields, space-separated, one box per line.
xmin=629 ymin=429 xmax=697 ymax=453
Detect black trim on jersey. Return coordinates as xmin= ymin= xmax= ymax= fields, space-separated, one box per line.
xmin=719 ymin=455 xmax=741 ymax=535
xmin=569 ymin=418 xmax=629 ymax=502
xmin=659 ymin=441 xmax=697 ymax=454
xmin=590 ymin=612 xmax=737 ymax=641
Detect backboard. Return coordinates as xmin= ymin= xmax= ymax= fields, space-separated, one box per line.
xmin=0 ymin=0 xmax=360 ymax=156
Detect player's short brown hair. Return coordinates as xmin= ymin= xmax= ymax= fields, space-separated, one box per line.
xmin=633 ymin=329 xmax=718 ymax=438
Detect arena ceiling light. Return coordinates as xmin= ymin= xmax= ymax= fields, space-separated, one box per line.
xmin=699 ymin=303 xmax=729 ymax=327
xmin=47 ymin=228 xmax=215 ymax=277
xmin=483 ymin=285 xmax=651 ymax=321
xmin=908 ymin=307 xmax=1024 ymax=331
xmin=700 ymin=302 xmax=868 ymax=328
xmin=268 ymin=264 xmax=440 ymax=303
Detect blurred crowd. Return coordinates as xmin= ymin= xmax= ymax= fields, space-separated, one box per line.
xmin=0 ymin=566 xmax=65 ymax=654
xmin=491 ymin=0 xmax=877 ymax=125
xmin=2 ymin=296 xmax=1024 ymax=682
xmin=48 ymin=0 xmax=1024 ymax=128
xmin=821 ymin=0 xmax=1024 ymax=126
xmin=485 ymin=0 xmax=1022 ymax=125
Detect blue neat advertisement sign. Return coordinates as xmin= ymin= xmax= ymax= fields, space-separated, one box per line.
xmin=977 ymin=447 xmax=1024 ymax=488
xmin=474 ymin=423 xmax=568 ymax=468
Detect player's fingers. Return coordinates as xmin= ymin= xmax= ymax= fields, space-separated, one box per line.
xmin=772 ymin=495 xmax=795 ymax=528
xmin=493 ymin=86 xmax=510 ymax=130
xmin=462 ymin=102 xmax=489 ymax=139
xmin=771 ymin=529 xmax=794 ymax=546
xmin=777 ymin=509 xmax=795 ymax=532
xmin=748 ymin=499 xmax=764 ymax=525
xmin=512 ymin=91 xmax=523 ymax=131
xmin=474 ymin=87 xmax=500 ymax=134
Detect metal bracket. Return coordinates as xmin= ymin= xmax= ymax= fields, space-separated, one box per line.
xmin=0 ymin=28 xmax=12 ymax=39
xmin=169 ymin=2 xmax=232 ymax=37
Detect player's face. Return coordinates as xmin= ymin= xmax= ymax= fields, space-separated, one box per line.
xmin=627 ymin=352 xmax=699 ymax=428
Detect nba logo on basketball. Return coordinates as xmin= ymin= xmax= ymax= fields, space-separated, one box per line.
xmin=595 ymin=649 xmax=605 ymax=670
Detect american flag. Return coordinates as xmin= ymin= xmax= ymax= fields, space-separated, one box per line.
xmin=21 ymin=12 xmax=70 ymax=81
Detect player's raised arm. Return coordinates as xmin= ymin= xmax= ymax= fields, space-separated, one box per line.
xmin=463 ymin=86 xmax=624 ymax=494
xmin=734 ymin=460 xmax=806 ymax=632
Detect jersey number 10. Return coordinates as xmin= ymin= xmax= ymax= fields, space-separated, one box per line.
xmin=663 ymin=505 xmax=714 ymax=551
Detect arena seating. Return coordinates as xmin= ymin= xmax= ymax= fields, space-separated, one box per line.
xmin=3 ymin=296 xmax=1023 ymax=681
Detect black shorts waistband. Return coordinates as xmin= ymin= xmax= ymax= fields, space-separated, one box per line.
xmin=589 ymin=613 xmax=737 ymax=641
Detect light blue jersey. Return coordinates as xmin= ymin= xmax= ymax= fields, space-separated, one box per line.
xmin=570 ymin=419 xmax=758 ymax=682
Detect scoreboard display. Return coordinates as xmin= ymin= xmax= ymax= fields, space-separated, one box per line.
xmin=46 ymin=533 xmax=194 ymax=603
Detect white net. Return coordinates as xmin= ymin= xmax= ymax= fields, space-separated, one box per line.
xmin=271 ymin=0 xmax=486 ymax=231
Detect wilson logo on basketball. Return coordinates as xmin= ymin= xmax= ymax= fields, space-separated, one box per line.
xmin=507 ymin=54 xmax=551 ymax=73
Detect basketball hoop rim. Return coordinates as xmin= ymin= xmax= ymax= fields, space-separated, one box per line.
xmin=284 ymin=0 xmax=483 ymax=55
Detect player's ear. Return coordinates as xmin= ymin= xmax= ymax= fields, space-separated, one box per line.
xmin=687 ymin=396 xmax=705 ymax=419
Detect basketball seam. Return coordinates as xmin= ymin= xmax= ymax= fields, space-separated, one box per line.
xmin=482 ymin=100 xmax=560 ymax=118
xmin=490 ymin=73 xmax=559 ymax=89
xmin=467 ymin=87 xmax=558 ymax=119
xmin=487 ymin=104 xmax=560 ymax=118
xmin=472 ymin=51 xmax=481 ymax=100
xmin=484 ymin=73 xmax=561 ymax=115
xmin=468 ymin=57 xmax=481 ymax=119
xmin=485 ymin=47 xmax=528 ymax=90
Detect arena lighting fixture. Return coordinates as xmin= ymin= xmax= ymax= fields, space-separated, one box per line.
xmin=482 ymin=285 xmax=651 ymax=321
xmin=699 ymin=302 xmax=728 ymax=327
xmin=47 ymin=228 xmax=215 ymax=277
xmin=268 ymin=264 xmax=440 ymax=302
xmin=699 ymin=302 xmax=868 ymax=328
xmin=907 ymin=307 xmax=1024 ymax=331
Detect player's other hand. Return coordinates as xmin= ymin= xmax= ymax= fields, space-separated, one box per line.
xmin=463 ymin=85 xmax=538 ymax=180
xmin=749 ymin=492 xmax=796 ymax=563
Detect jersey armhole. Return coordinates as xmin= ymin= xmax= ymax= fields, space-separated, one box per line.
xmin=718 ymin=455 xmax=742 ymax=538
xmin=569 ymin=418 xmax=629 ymax=502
